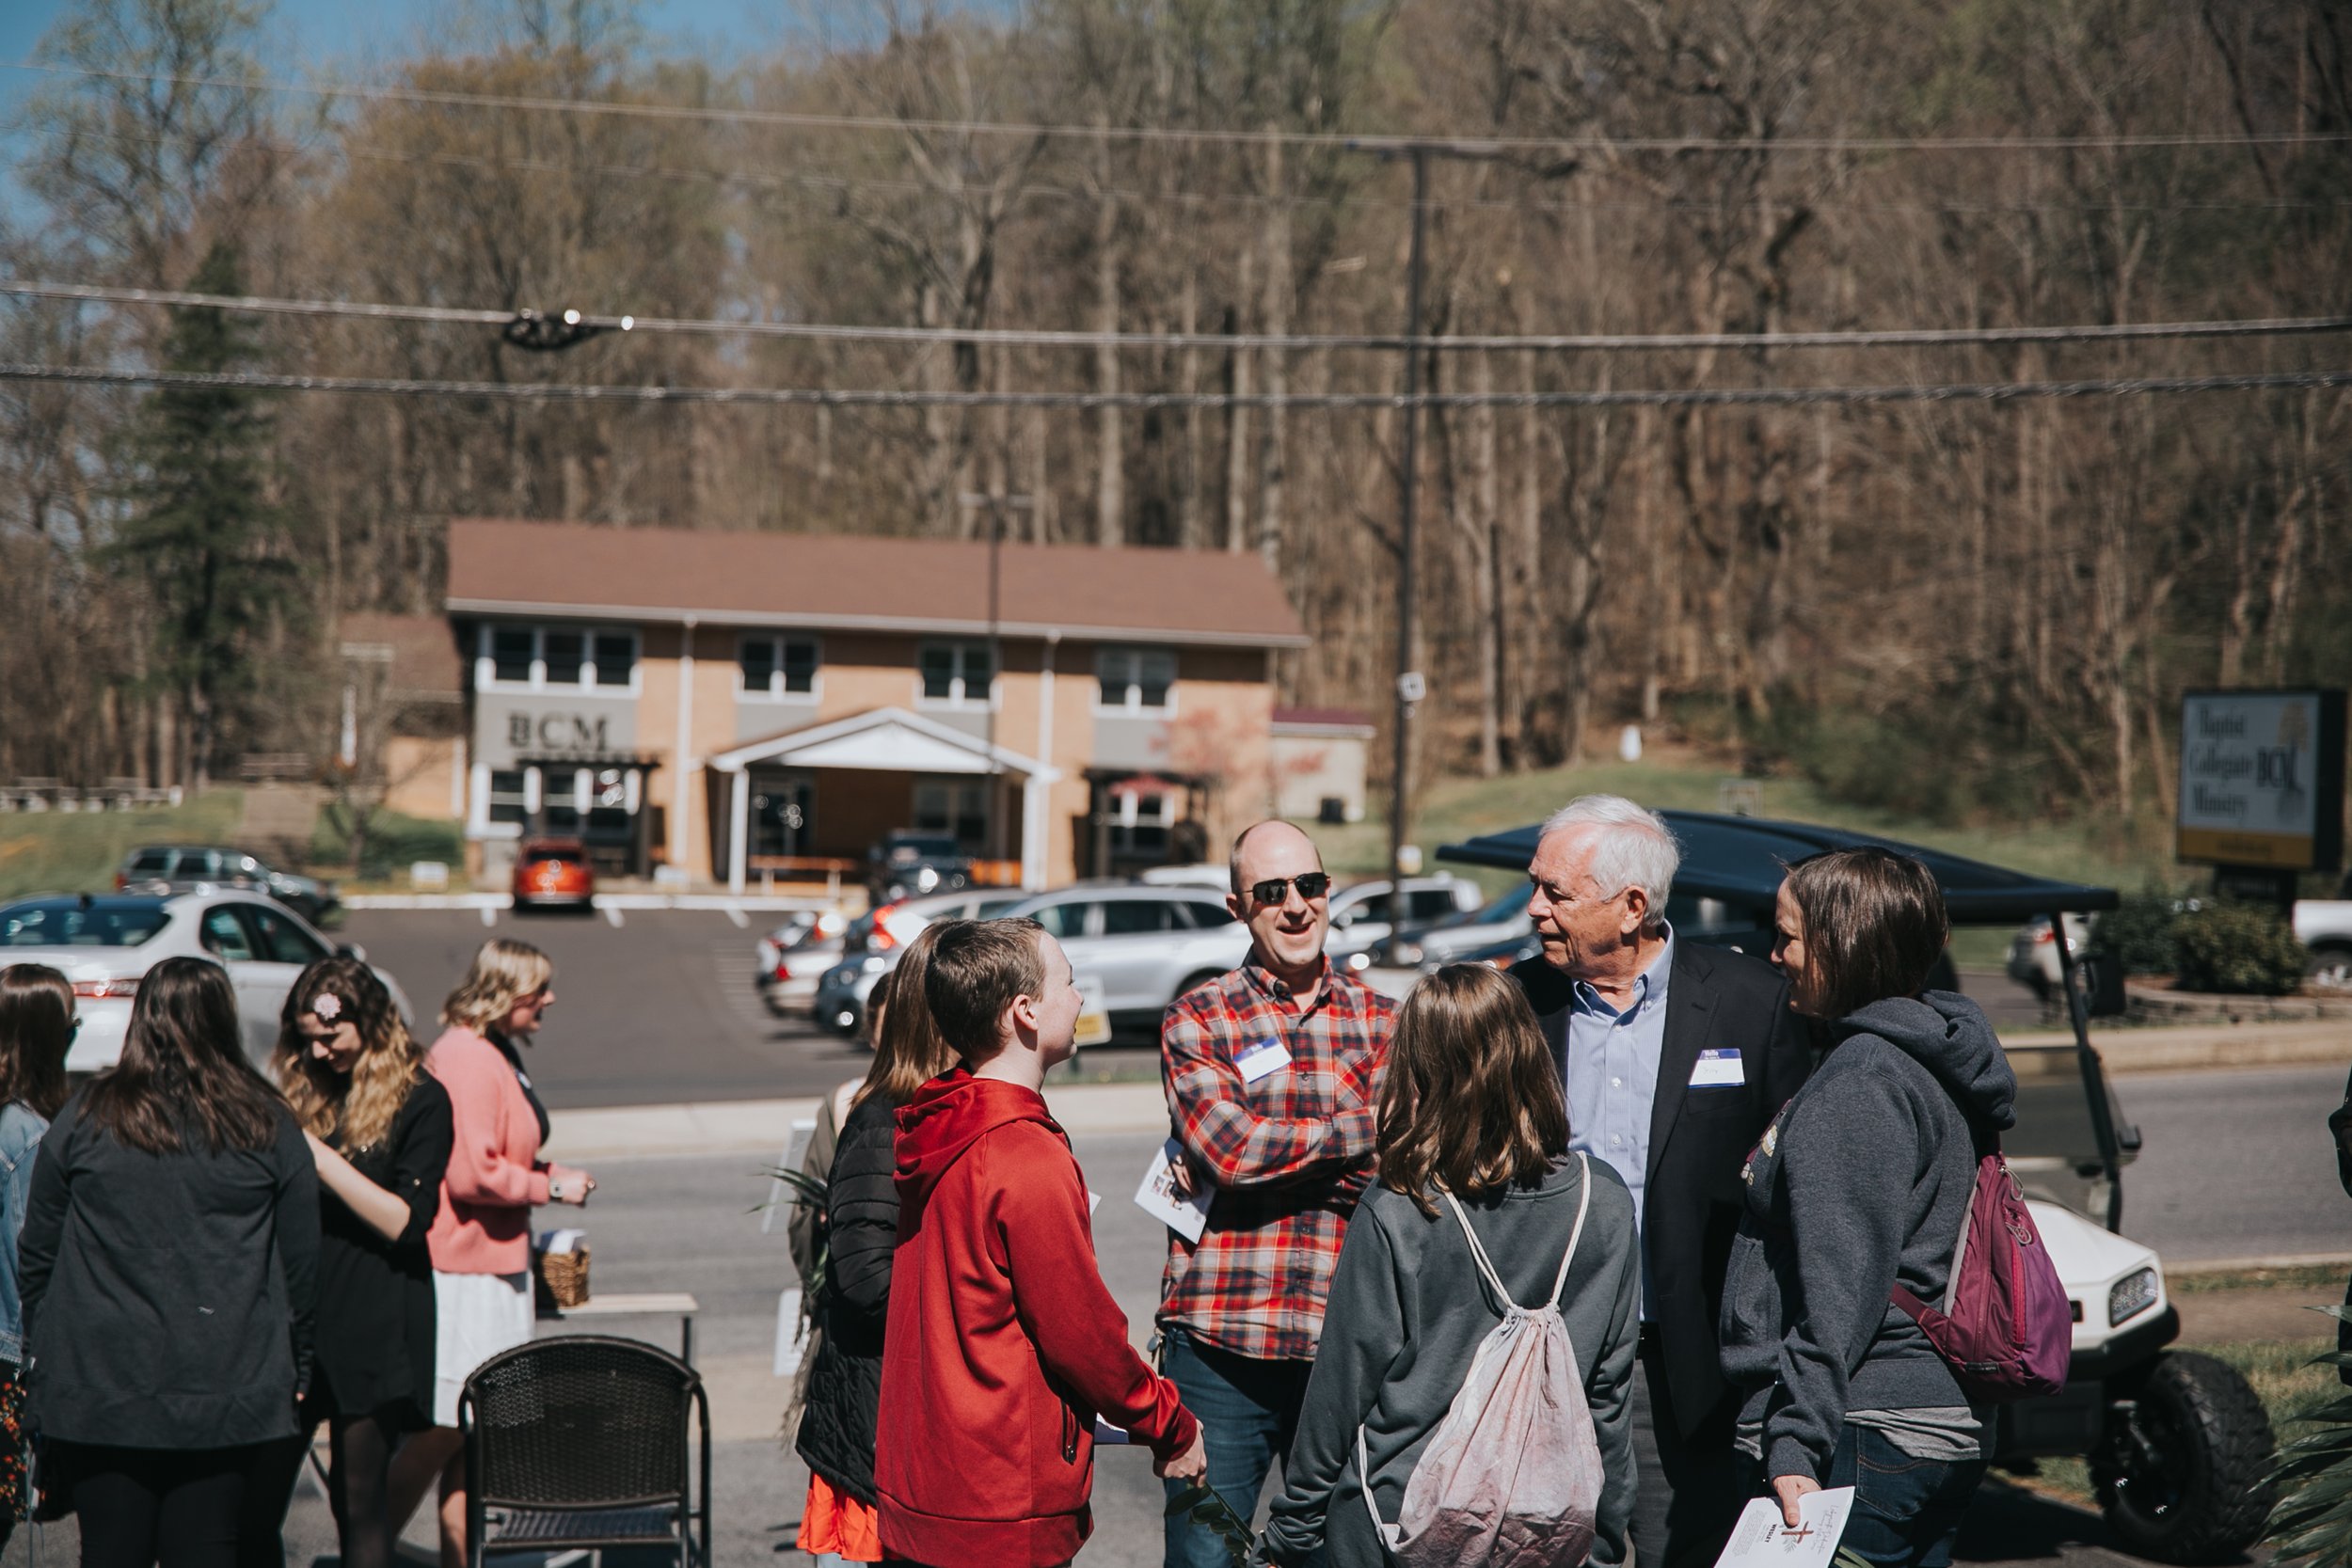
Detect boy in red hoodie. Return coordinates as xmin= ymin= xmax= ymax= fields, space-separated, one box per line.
xmin=876 ymin=917 xmax=1206 ymax=1566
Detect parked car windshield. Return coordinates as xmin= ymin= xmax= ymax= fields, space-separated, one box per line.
xmin=1 ymin=898 xmax=171 ymax=947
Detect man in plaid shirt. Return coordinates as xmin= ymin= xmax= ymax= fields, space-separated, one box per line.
xmin=1157 ymin=819 xmax=1395 ymax=1568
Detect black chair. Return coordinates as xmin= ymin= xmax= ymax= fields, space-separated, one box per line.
xmin=459 ymin=1334 xmax=711 ymax=1566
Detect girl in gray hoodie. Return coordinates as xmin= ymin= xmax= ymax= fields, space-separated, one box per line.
xmin=1258 ymin=963 xmax=1641 ymax=1567
xmin=1720 ymin=847 xmax=2017 ymax=1568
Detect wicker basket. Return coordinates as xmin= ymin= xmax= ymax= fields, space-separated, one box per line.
xmin=537 ymin=1243 xmax=591 ymax=1308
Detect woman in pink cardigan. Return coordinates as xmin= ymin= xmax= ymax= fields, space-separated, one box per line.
xmin=386 ymin=938 xmax=595 ymax=1566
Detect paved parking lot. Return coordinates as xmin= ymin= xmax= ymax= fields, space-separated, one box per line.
xmin=344 ymin=906 xmax=885 ymax=1105
xmin=342 ymin=909 xmax=2055 ymax=1109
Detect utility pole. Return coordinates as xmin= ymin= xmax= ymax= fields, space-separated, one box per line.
xmin=960 ymin=491 xmax=1035 ymax=873
xmin=1389 ymin=147 xmax=1429 ymax=937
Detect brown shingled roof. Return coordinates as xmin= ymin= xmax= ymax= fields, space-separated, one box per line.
xmin=444 ymin=519 xmax=1309 ymax=648
xmin=338 ymin=611 xmax=464 ymax=697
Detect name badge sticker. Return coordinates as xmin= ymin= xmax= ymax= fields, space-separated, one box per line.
xmin=1235 ymin=1038 xmax=1293 ymax=1084
xmin=1690 ymin=1048 xmax=1745 ymax=1087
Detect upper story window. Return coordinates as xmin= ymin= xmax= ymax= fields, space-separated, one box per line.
xmin=917 ymin=641 xmax=994 ymax=707
xmin=1096 ymin=647 xmax=1177 ymax=714
xmin=740 ymin=634 xmax=821 ymax=699
xmin=475 ymin=624 xmax=639 ymax=694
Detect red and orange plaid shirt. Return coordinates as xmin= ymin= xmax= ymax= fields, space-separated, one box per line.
xmin=1157 ymin=958 xmax=1396 ymax=1363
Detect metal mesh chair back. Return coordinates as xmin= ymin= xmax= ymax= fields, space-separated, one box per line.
xmin=463 ymin=1336 xmax=697 ymax=1508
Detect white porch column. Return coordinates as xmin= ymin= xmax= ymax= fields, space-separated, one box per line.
xmin=1020 ymin=774 xmax=1048 ymax=892
xmin=669 ymin=617 xmax=697 ymax=874
xmin=728 ymin=768 xmax=750 ymax=895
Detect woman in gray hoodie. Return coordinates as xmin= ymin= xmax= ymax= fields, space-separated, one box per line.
xmin=1258 ymin=963 xmax=1641 ymax=1567
xmin=1719 ymin=847 xmax=2016 ymax=1568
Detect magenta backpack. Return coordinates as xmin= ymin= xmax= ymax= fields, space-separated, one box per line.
xmin=1889 ymin=1136 xmax=2073 ymax=1402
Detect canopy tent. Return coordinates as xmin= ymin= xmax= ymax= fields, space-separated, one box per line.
xmin=1437 ymin=810 xmax=2120 ymax=925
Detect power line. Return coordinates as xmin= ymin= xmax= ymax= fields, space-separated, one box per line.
xmin=14 ymin=60 xmax=2352 ymax=155
xmin=3 ymin=359 xmax=2345 ymax=408
xmin=13 ymin=279 xmax=2352 ymax=356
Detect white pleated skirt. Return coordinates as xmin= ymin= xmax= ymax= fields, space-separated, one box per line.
xmin=431 ymin=1269 xmax=534 ymax=1428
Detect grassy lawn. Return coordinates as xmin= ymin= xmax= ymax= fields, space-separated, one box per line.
xmin=1303 ymin=748 xmax=2170 ymax=968
xmin=0 ymin=792 xmax=246 ymax=902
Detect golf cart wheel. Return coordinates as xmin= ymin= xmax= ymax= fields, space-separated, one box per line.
xmin=2093 ymin=1351 xmax=2275 ymax=1563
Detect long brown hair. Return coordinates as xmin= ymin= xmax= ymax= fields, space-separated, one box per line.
xmin=83 ymin=958 xmax=282 ymax=1155
xmin=1376 ymin=963 xmax=1569 ymax=1219
xmin=0 ymin=964 xmax=74 ymax=1118
xmin=854 ymin=925 xmax=958 ymax=1109
xmin=274 ymin=956 xmax=423 ymax=1149
xmin=1781 ymin=847 xmax=1950 ymax=1022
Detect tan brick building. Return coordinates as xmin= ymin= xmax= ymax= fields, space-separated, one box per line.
xmin=442 ymin=520 xmax=1307 ymax=890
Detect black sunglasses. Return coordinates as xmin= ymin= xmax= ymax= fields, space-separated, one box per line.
xmin=1247 ymin=872 xmax=1332 ymax=906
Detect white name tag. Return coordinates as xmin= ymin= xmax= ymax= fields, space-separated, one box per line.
xmin=1235 ymin=1038 xmax=1293 ymax=1084
xmin=1689 ymin=1048 xmax=1745 ymax=1087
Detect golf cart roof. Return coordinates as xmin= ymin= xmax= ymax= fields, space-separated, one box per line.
xmin=1437 ymin=810 xmax=2120 ymax=925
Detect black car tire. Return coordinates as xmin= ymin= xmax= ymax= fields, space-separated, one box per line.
xmin=2093 ymin=1351 xmax=2275 ymax=1563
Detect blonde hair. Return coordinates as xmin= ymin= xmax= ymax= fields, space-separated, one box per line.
xmin=274 ymin=956 xmax=424 ymax=1150
xmin=440 ymin=938 xmax=554 ymax=1037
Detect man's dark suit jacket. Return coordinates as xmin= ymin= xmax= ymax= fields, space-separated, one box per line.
xmin=1510 ymin=940 xmax=1810 ymax=1436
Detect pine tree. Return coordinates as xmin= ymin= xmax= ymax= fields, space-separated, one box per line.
xmin=107 ymin=239 xmax=295 ymax=790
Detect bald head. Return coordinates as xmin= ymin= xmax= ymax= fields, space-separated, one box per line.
xmin=1229 ymin=819 xmax=1321 ymax=894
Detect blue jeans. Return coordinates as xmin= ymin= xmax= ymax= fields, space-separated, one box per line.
xmin=1160 ymin=1329 xmax=1323 ymax=1568
xmin=1814 ymin=1424 xmax=1987 ymax=1568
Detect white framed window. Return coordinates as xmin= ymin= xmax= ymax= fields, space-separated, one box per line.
xmin=914 ymin=779 xmax=991 ymax=848
xmin=1108 ymin=783 xmax=1174 ymax=855
xmin=916 ymin=641 xmax=995 ymax=708
xmin=474 ymin=624 xmax=640 ymax=694
xmin=486 ymin=769 xmax=531 ymax=825
xmin=1096 ymin=647 xmax=1177 ymax=714
xmin=739 ymin=633 xmax=821 ymax=700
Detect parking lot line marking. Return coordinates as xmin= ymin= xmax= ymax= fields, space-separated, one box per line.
xmin=603 ymin=904 xmax=625 ymax=929
xmin=478 ymin=906 xmax=497 ymax=927
xmin=722 ymin=903 xmax=749 ymax=928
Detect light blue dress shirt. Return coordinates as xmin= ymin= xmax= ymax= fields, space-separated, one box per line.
xmin=1561 ymin=927 xmax=1674 ymax=1320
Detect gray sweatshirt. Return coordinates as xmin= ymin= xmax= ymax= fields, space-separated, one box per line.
xmin=1718 ymin=991 xmax=2017 ymax=1481
xmin=1259 ymin=1156 xmax=1641 ymax=1567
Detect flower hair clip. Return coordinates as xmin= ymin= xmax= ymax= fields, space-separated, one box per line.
xmin=312 ymin=992 xmax=342 ymax=1022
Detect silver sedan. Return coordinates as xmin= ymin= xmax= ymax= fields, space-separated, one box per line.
xmin=0 ymin=892 xmax=415 ymax=1073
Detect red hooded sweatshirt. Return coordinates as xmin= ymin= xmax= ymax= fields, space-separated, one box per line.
xmin=875 ymin=1069 xmax=1197 ymax=1567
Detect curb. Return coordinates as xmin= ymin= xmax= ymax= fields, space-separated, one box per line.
xmin=2166 ymin=1251 xmax=2352 ymax=1276
xmin=2087 ymin=1020 xmax=2347 ymax=1074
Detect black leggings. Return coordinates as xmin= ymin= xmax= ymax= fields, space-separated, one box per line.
xmin=56 ymin=1441 xmax=280 ymax=1568
xmin=240 ymin=1410 xmax=404 ymax=1568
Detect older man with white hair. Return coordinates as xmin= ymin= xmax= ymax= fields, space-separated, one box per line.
xmin=1509 ymin=795 xmax=1810 ymax=1568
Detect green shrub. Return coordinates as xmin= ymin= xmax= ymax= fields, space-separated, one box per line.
xmin=311 ymin=807 xmax=464 ymax=879
xmin=2171 ymin=903 xmax=2308 ymax=995
xmin=2090 ymin=889 xmax=2189 ymax=974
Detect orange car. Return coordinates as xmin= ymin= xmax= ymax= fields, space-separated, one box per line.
xmin=512 ymin=837 xmax=595 ymax=910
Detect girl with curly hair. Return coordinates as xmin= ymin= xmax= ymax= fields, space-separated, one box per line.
xmin=248 ymin=956 xmax=453 ymax=1568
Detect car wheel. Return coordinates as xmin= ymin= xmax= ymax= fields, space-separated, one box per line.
xmin=2093 ymin=1351 xmax=2275 ymax=1563
xmin=2308 ymin=944 xmax=2352 ymax=992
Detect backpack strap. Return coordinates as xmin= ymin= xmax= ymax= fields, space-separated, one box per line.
xmin=1439 ymin=1152 xmax=1596 ymax=1316
xmin=1549 ymin=1153 xmax=1594 ymax=1308
xmin=1441 ymin=1189 xmax=1519 ymax=1315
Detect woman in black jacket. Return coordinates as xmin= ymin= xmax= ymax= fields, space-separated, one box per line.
xmin=19 ymin=957 xmax=319 ymax=1568
xmin=792 ymin=928 xmax=955 ymax=1565
xmin=246 ymin=956 xmax=453 ymax=1568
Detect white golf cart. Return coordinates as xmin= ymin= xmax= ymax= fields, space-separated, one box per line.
xmin=1435 ymin=812 xmax=2276 ymax=1564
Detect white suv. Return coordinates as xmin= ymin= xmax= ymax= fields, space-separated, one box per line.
xmin=1001 ymin=884 xmax=1251 ymax=1024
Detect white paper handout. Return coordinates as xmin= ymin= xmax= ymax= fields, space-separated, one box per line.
xmin=1713 ymin=1487 xmax=1855 ymax=1568
xmin=1134 ymin=1137 xmax=1213 ymax=1243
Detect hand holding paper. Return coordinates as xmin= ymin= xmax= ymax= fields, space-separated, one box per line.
xmin=1135 ymin=1137 xmax=1213 ymax=1243
xmin=1712 ymin=1486 xmax=1854 ymax=1568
